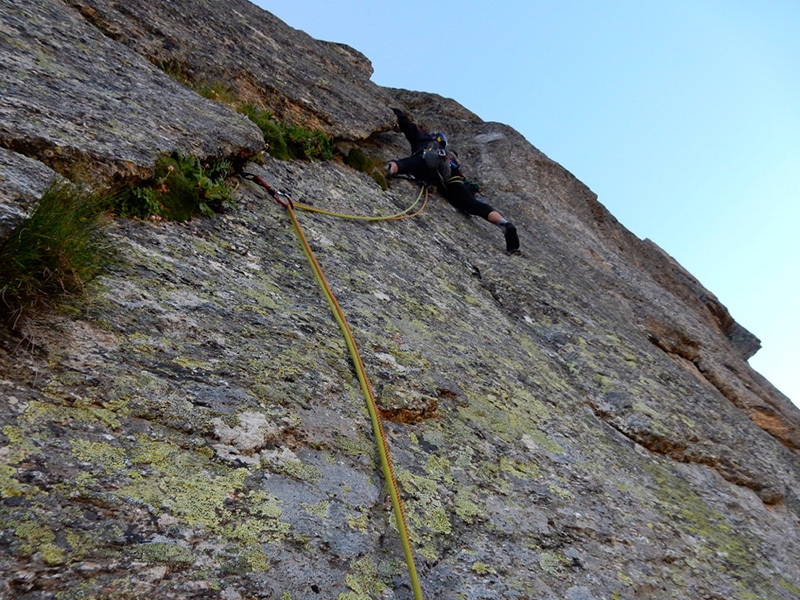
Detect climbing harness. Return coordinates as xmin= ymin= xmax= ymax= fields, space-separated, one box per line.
xmin=242 ymin=172 xmax=425 ymax=600
xmin=444 ymin=175 xmax=465 ymax=187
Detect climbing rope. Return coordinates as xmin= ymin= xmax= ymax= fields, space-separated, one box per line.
xmin=242 ymin=172 xmax=425 ymax=600
xmin=290 ymin=183 xmax=428 ymax=221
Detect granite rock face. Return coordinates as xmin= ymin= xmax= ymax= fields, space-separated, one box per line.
xmin=63 ymin=0 xmax=395 ymax=139
xmin=0 ymin=148 xmax=63 ymax=239
xmin=1 ymin=1 xmax=799 ymax=599
xmin=0 ymin=0 xmax=264 ymax=184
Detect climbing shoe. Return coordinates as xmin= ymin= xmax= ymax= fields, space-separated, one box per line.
xmin=503 ymin=222 xmax=520 ymax=254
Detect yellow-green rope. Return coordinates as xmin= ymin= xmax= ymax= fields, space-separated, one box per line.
xmin=284 ymin=200 xmax=424 ymax=599
xmin=243 ymin=173 xmax=424 ymax=598
xmin=292 ymin=183 xmax=428 ymax=221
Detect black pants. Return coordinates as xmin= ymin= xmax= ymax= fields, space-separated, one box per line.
xmin=438 ymin=177 xmax=495 ymax=220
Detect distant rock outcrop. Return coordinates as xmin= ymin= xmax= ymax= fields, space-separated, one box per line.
xmin=2 ymin=1 xmax=799 ymax=599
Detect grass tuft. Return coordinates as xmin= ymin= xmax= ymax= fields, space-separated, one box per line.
xmin=345 ymin=148 xmax=388 ymax=190
xmin=195 ymin=81 xmax=239 ymax=105
xmin=117 ymin=152 xmax=236 ymax=221
xmin=0 ymin=182 xmax=113 ymax=327
xmin=239 ymin=104 xmax=333 ymax=162
xmin=155 ymin=62 xmax=335 ymax=164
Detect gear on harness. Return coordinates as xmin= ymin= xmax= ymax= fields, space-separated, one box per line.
xmin=422 ymin=138 xmax=453 ymax=183
xmin=462 ymin=177 xmax=481 ymax=195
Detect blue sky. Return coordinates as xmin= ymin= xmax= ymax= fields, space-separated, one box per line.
xmin=253 ymin=1 xmax=799 ymax=406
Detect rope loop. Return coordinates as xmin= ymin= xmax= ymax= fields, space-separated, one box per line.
xmin=241 ymin=171 xmax=427 ymax=221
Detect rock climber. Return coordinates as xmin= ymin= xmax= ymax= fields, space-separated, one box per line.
xmin=385 ymin=108 xmax=520 ymax=254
